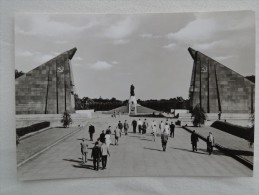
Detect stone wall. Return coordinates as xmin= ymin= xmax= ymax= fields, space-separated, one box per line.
xmin=16 ymin=48 xmax=77 ymax=114
xmin=188 ymin=47 xmax=254 ymax=113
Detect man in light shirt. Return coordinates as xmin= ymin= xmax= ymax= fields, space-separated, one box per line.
xmin=80 ymin=138 xmax=88 ymax=164
xmin=159 ymin=121 xmax=165 ymax=134
xmin=101 ymin=142 xmax=110 ymax=169
xmin=114 ymin=127 xmax=120 ymax=145
xmin=137 ymin=119 xmax=143 ymax=134
xmin=164 ymin=123 xmax=170 ymax=135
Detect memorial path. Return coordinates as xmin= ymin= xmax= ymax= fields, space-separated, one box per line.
xmin=18 ymin=115 xmax=252 ymax=180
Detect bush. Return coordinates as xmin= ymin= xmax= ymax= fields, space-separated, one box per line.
xmin=192 ymin=104 xmax=207 ymax=127
xmin=16 ymin=121 xmax=50 ymax=137
xmin=129 ymin=113 xmax=166 ymax=118
xmin=211 ymin=121 xmax=253 ymax=141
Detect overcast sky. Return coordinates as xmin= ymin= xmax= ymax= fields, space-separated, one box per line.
xmin=15 ymin=11 xmax=255 ymax=100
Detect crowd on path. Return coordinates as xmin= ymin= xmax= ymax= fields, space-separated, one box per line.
xmin=79 ymin=117 xmax=216 ymax=171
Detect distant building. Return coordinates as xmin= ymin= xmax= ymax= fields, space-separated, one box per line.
xmin=188 ymin=47 xmax=254 ymax=113
xmin=16 ymin=48 xmax=77 ymax=114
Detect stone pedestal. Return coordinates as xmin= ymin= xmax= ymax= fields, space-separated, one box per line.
xmin=128 ymin=96 xmax=137 ymax=115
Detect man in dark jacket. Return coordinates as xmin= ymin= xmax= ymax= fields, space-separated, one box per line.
xmin=118 ymin=121 xmax=123 ymax=137
xmin=170 ymin=122 xmax=175 ymax=138
xmin=132 ymin=119 xmax=137 ymax=133
xmin=91 ymin=142 xmax=102 ymax=171
xmin=142 ymin=122 xmax=147 ymax=134
xmin=99 ymin=130 xmax=106 ymax=143
xmin=191 ymin=130 xmax=199 ymax=152
xmin=89 ymin=124 xmax=95 ymax=141
xmin=106 ymin=126 xmax=112 ymax=134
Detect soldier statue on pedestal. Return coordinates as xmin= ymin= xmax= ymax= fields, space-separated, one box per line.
xmin=130 ymin=84 xmax=135 ymax=96
xmin=129 ymin=84 xmax=137 ymax=115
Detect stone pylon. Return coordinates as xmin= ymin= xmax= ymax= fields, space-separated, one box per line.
xmin=16 ymin=48 xmax=77 ymax=114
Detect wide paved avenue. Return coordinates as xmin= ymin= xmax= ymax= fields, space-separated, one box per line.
xmin=18 ymin=116 xmax=252 ymax=180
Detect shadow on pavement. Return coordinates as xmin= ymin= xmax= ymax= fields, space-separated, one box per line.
xmin=140 ymin=138 xmax=153 ymax=142
xmin=63 ymin=158 xmax=83 ymax=163
xmin=77 ymin=138 xmax=89 ymax=141
xmin=128 ymin=135 xmax=141 ymax=138
xmin=172 ymin=147 xmax=207 ymax=155
xmin=64 ymin=158 xmax=96 ymax=170
xmin=143 ymin=147 xmax=162 ymax=152
xmin=198 ymin=148 xmax=226 ymax=156
xmin=73 ymin=164 xmax=95 ymax=170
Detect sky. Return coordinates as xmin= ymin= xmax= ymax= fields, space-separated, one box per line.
xmin=15 ymin=11 xmax=255 ymax=100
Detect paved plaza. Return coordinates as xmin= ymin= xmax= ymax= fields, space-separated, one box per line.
xmin=17 ymin=115 xmax=252 ymax=180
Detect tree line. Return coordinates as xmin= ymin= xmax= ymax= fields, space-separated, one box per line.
xmin=75 ymin=95 xmax=190 ymax=112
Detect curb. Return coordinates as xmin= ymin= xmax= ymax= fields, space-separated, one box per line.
xmin=17 ymin=125 xmax=85 ymax=167
xmin=182 ymin=126 xmax=253 ymax=170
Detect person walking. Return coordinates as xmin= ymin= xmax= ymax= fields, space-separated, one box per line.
xmin=124 ymin=120 xmax=129 ymax=135
xmin=105 ymin=131 xmax=111 ymax=147
xmin=80 ymin=138 xmax=88 ymax=164
xmin=218 ymin=111 xmax=222 ymax=120
xmin=99 ymin=130 xmax=106 ymax=143
xmin=144 ymin=118 xmax=149 ymax=130
xmin=142 ymin=122 xmax=147 ymax=134
xmin=207 ymin=132 xmax=215 ymax=155
xmin=170 ymin=122 xmax=175 ymax=138
xmin=137 ymin=119 xmax=143 ymax=134
xmin=161 ymin=130 xmax=169 ymax=151
xmin=118 ymin=121 xmax=123 ymax=137
xmin=132 ymin=119 xmax=137 ymax=133
xmin=164 ymin=123 xmax=170 ymax=135
xmin=159 ymin=121 xmax=165 ymax=135
xmin=191 ymin=130 xmax=199 ymax=152
xmin=114 ymin=127 xmax=120 ymax=145
xmin=151 ymin=120 xmax=158 ymax=141
xmin=91 ymin=142 xmax=102 ymax=171
xmin=101 ymin=142 xmax=110 ymax=169
xmin=88 ymin=124 xmax=95 ymax=141
xmin=106 ymin=126 xmax=112 ymax=134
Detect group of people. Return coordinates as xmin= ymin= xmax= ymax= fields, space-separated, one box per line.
xmin=80 ymin=125 xmax=112 ymax=171
xmin=191 ymin=130 xmax=215 ymax=155
xmin=127 ymin=118 xmax=176 ymax=151
xmin=81 ymin=118 xmax=216 ymax=171
xmin=81 ymin=120 xmax=131 ymax=171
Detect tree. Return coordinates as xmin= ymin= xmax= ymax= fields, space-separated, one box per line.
xmin=74 ymin=94 xmax=84 ymax=110
xmin=61 ymin=111 xmax=72 ymax=128
xmin=192 ymin=104 xmax=207 ymax=127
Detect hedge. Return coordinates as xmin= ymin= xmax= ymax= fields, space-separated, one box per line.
xmin=211 ymin=121 xmax=254 ymax=141
xmin=16 ymin=121 xmax=50 ymax=137
xmin=129 ymin=113 xmax=166 ymax=118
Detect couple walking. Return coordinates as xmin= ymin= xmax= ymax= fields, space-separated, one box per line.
xmin=118 ymin=120 xmax=129 ymax=136
xmin=91 ymin=141 xmax=110 ymax=171
xmin=191 ymin=131 xmax=215 ymax=155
